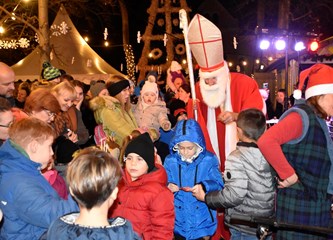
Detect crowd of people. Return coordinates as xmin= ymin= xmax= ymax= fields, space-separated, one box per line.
xmin=0 ymin=13 xmax=333 ymax=240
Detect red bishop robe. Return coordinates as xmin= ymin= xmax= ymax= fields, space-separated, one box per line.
xmin=195 ymin=72 xmax=263 ymax=172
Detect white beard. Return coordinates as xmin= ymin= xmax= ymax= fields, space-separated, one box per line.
xmin=199 ymin=66 xmax=229 ymax=109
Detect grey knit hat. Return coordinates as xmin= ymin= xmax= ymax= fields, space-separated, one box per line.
xmin=90 ymin=81 xmax=106 ymax=97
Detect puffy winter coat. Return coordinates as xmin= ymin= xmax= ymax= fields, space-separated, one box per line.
xmin=89 ymin=95 xmax=138 ymax=146
xmin=164 ymin=119 xmax=224 ymax=239
xmin=205 ymin=142 xmax=275 ymax=235
xmin=132 ymin=98 xmax=170 ymax=134
xmin=110 ymin=164 xmax=174 ymax=240
xmin=0 ymin=140 xmax=78 ymax=240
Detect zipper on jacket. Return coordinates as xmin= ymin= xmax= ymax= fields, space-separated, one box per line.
xmin=178 ymin=164 xmax=182 ymax=187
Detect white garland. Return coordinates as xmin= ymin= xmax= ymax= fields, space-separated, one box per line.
xmin=0 ymin=38 xmax=30 ymax=49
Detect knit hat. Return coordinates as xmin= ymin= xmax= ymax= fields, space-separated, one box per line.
xmin=107 ymin=79 xmax=130 ymax=97
xmin=293 ymin=64 xmax=333 ymax=100
xmin=42 ymin=61 xmax=61 ymax=81
xmin=141 ymin=81 xmax=158 ymax=97
xmin=170 ymin=61 xmax=182 ymax=72
xmin=90 ymin=81 xmax=106 ymax=97
xmin=145 ymin=71 xmax=158 ymax=83
xmin=125 ymin=133 xmax=155 ymax=173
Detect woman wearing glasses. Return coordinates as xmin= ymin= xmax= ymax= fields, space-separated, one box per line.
xmin=12 ymin=88 xmax=60 ymax=124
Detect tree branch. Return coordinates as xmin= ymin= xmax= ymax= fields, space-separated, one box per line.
xmin=0 ymin=5 xmax=43 ymax=42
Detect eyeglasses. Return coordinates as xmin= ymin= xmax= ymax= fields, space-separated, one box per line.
xmin=0 ymin=121 xmax=13 ymax=128
xmin=43 ymin=109 xmax=56 ymax=118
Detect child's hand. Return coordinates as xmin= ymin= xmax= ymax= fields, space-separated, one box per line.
xmin=192 ymin=184 xmax=206 ymax=202
xmin=168 ymin=183 xmax=179 ymax=193
xmin=162 ymin=121 xmax=171 ymax=131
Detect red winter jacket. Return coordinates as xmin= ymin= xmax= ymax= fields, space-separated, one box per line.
xmin=110 ymin=164 xmax=175 ymax=240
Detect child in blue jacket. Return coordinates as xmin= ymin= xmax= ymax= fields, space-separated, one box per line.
xmin=164 ymin=119 xmax=224 ymax=239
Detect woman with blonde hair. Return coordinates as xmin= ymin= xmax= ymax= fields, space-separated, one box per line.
xmin=90 ymin=76 xmax=138 ymax=146
xmin=51 ymin=81 xmax=77 ymax=140
xmin=51 ymin=81 xmax=80 ymax=165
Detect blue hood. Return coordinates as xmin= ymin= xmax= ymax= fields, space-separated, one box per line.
xmin=169 ymin=119 xmax=206 ymax=154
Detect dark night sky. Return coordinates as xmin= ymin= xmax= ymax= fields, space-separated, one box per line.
xmin=77 ymin=0 xmax=333 ymax=73
xmin=2 ymin=0 xmax=332 ymax=71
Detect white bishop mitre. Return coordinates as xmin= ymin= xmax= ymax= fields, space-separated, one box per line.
xmin=187 ymin=14 xmax=224 ymax=72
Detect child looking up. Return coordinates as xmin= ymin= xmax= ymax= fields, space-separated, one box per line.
xmin=133 ymin=81 xmax=171 ymax=141
xmin=110 ymin=132 xmax=175 ymax=239
xmin=193 ymin=108 xmax=275 ymax=240
xmin=164 ymin=119 xmax=224 ymax=240
xmin=47 ymin=147 xmax=139 ymax=240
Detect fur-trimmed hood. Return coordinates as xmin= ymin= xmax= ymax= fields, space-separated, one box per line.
xmin=89 ymin=95 xmax=121 ymax=112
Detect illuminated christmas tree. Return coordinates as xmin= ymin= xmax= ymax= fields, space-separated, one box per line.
xmin=136 ymin=0 xmax=190 ymax=82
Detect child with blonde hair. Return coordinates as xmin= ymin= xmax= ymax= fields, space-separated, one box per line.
xmin=47 ymin=147 xmax=139 ymax=239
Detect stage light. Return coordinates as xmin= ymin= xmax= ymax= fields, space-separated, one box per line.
xmin=259 ymin=39 xmax=270 ymax=50
xmin=275 ymin=39 xmax=286 ymax=50
xmin=294 ymin=41 xmax=306 ymax=51
xmin=309 ymin=40 xmax=319 ymax=52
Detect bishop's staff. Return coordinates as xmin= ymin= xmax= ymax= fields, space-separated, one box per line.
xmin=179 ymin=9 xmax=198 ymax=120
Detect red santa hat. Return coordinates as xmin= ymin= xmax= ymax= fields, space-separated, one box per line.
xmin=294 ymin=64 xmax=333 ymax=100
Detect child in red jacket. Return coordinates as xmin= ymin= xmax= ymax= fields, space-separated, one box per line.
xmin=110 ymin=132 xmax=175 ymax=239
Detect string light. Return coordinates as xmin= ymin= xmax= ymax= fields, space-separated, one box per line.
xmin=124 ymin=44 xmax=136 ymax=81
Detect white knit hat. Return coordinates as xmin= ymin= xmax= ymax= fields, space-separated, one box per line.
xmin=141 ymin=81 xmax=158 ymax=96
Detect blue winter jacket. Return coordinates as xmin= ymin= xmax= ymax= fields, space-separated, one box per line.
xmin=0 ymin=140 xmax=79 ymax=240
xmin=164 ymin=119 xmax=224 ymax=239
